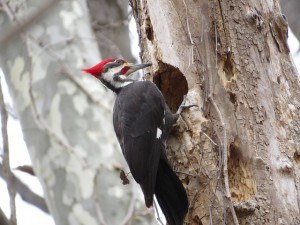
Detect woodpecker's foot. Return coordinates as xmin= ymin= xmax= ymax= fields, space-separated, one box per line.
xmin=176 ymin=95 xmax=198 ymax=115
xmin=143 ymin=73 xmax=152 ymax=81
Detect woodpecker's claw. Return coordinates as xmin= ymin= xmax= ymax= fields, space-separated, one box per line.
xmin=176 ymin=95 xmax=198 ymax=115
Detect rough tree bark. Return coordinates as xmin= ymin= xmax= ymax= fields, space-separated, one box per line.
xmin=0 ymin=0 xmax=153 ymax=224
xmin=280 ymin=0 xmax=300 ymax=43
xmin=132 ymin=0 xmax=300 ymax=224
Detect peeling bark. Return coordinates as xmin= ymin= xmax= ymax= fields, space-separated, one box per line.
xmin=0 ymin=0 xmax=153 ymax=224
xmin=132 ymin=0 xmax=300 ymax=224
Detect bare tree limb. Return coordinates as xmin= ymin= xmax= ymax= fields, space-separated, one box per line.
xmin=0 ymin=207 xmax=11 ymax=225
xmin=280 ymin=0 xmax=300 ymax=43
xmin=0 ymin=0 xmax=60 ymax=47
xmin=120 ymin=189 xmax=137 ymax=225
xmin=209 ymin=204 xmax=213 ymax=225
xmin=92 ymin=11 xmax=132 ymax=30
xmin=0 ymin=164 xmax=49 ymax=213
xmin=153 ymin=200 xmax=164 ymax=225
xmin=0 ymin=76 xmax=17 ymax=224
xmin=93 ymin=169 xmax=108 ymax=225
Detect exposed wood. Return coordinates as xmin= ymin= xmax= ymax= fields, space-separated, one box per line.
xmin=132 ymin=0 xmax=300 ymax=224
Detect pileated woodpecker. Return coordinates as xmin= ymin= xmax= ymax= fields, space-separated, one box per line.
xmin=83 ymin=58 xmax=189 ymax=225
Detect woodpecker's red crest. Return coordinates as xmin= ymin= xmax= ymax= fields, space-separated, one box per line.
xmin=82 ymin=58 xmax=118 ymax=77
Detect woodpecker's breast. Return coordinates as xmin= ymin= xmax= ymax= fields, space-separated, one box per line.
xmin=113 ymin=81 xmax=166 ymax=142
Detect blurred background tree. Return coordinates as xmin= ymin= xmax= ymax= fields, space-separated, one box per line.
xmin=280 ymin=0 xmax=300 ymax=48
xmin=0 ymin=0 xmax=299 ymax=225
xmin=0 ymin=0 xmax=153 ymax=225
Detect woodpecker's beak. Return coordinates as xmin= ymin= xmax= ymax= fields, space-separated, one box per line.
xmin=124 ymin=62 xmax=152 ymax=76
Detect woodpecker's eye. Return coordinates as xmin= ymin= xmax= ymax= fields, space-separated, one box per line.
xmin=115 ymin=59 xmax=124 ymax=65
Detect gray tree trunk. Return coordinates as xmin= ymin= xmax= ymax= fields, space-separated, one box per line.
xmin=280 ymin=0 xmax=300 ymax=43
xmin=87 ymin=0 xmax=135 ymax=62
xmin=132 ymin=0 xmax=300 ymax=224
xmin=0 ymin=0 xmax=153 ymax=224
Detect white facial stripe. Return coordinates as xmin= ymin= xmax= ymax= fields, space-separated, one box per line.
xmin=156 ymin=128 xmax=162 ymax=139
xmin=101 ymin=65 xmax=133 ymax=88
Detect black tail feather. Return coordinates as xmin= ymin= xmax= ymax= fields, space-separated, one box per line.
xmin=155 ymin=159 xmax=188 ymax=225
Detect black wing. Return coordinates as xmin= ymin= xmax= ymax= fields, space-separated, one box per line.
xmin=113 ymin=81 xmax=165 ymax=206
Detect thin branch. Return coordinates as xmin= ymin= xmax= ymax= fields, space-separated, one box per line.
xmin=0 ymin=164 xmax=49 ymax=213
xmin=95 ymin=201 xmax=108 ymax=225
xmin=120 ymin=189 xmax=137 ymax=225
xmin=179 ymin=145 xmax=198 ymax=175
xmin=5 ymin=105 xmax=18 ymax=120
xmin=222 ymin=195 xmax=227 ymax=225
xmin=92 ymin=12 xmax=132 ymax=30
xmin=209 ymin=204 xmax=213 ymax=225
xmin=182 ymin=0 xmax=196 ymax=74
xmin=0 ymin=76 xmax=17 ymax=224
xmin=0 ymin=207 xmax=11 ymax=225
xmin=0 ymin=0 xmax=60 ymax=47
xmin=153 ymin=199 xmax=164 ymax=225
xmin=93 ymin=170 xmax=108 ymax=225
xmin=208 ymin=57 xmax=239 ymax=225
xmin=200 ymin=131 xmax=218 ymax=146
xmin=189 ymin=190 xmax=200 ymax=210
xmin=213 ymin=0 xmax=218 ymax=69
xmin=182 ymin=0 xmax=194 ymax=45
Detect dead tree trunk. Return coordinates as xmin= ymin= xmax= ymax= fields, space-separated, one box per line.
xmin=132 ymin=0 xmax=300 ymax=224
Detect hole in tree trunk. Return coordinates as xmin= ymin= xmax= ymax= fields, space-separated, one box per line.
xmin=228 ymin=91 xmax=237 ymax=105
xmin=145 ymin=16 xmax=154 ymax=41
xmin=294 ymin=152 xmax=300 ymax=165
xmin=228 ymin=141 xmax=257 ymax=201
xmin=223 ymin=52 xmax=234 ymax=81
xmin=153 ymin=61 xmax=188 ymax=113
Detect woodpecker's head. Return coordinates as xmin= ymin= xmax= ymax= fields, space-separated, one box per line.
xmin=82 ymin=58 xmax=152 ymax=92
